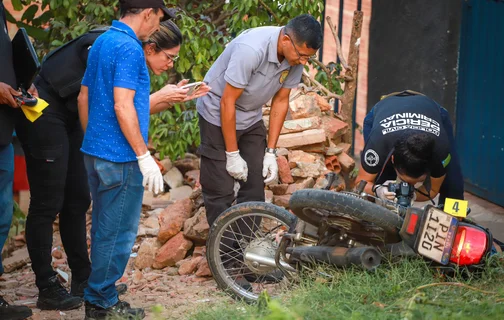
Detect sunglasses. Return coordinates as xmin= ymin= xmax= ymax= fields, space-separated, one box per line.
xmin=285 ymin=32 xmax=317 ymax=61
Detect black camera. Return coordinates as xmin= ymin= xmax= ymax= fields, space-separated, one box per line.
xmin=387 ymin=182 xmax=415 ymax=207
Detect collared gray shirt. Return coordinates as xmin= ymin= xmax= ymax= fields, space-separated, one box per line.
xmin=196 ymin=26 xmax=303 ymax=130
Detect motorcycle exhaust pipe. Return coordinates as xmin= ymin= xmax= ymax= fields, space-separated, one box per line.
xmin=286 ymin=246 xmax=381 ymax=270
xmin=244 ymin=252 xmax=297 ymax=273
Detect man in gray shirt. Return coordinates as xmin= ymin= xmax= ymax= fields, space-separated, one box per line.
xmin=196 ymin=14 xmax=323 ymax=225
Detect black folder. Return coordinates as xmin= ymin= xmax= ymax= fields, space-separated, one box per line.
xmin=12 ymin=28 xmax=41 ymax=91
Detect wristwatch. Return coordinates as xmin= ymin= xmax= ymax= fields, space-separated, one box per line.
xmin=265 ymin=147 xmax=277 ymax=155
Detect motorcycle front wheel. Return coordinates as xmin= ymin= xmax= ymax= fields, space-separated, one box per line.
xmin=206 ymin=202 xmax=297 ymax=303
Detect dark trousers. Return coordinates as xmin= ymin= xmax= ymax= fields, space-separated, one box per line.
xmin=198 ymin=115 xmax=267 ymax=226
xmin=363 ymin=105 xmax=464 ymax=205
xmin=15 ymin=86 xmax=91 ymax=289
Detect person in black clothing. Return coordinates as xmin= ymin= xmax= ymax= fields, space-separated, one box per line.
xmin=0 ymin=1 xmax=35 ymax=319
xmin=14 ymin=28 xmax=111 ymax=311
xmin=356 ymin=91 xmax=464 ymax=205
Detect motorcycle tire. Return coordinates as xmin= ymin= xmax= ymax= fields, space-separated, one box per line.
xmin=289 ymin=189 xmax=403 ymax=236
xmin=206 ymin=201 xmax=297 ymax=303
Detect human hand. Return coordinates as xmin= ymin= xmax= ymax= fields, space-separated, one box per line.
xmin=375 ymin=180 xmax=396 ymax=201
xmin=176 ymin=79 xmax=190 ymax=87
xmin=183 ymin=83 xmax=211 ymax=101
xmin=262 ymin=152 xmax=278 ymax=184
xmin=157 ymin=83 xmax=189 ymax=104
xmin=28 ymin=83 xmax=39 ymax=98
xmin=225 ymin=150 xmax=248 ymax=182
xmin=137 ymin=151 xmax=164 ymax=194
xmin=0 ymin=82 xmax=21 ymax=108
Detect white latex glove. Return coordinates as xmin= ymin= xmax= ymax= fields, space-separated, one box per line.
xmin=225 ymin=150 xmax=248 ymax=182
xmin=375 ymin=180 xmax=396 ymax=201
xmin=137 ymin=151 xmax=164 ymax=194
xmin=262 ymin=152 xmax=278 ymax=184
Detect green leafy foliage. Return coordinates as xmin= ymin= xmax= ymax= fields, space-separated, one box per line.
xmin=8 ymin=0 xmax=328 ymax=160
xmin=150 ymin=0 xmax=326 ymax=160
xmin=314 ymin=61 xmax=344 ymax=95
xmin=7 ymin=0 xmax=119 ymax=54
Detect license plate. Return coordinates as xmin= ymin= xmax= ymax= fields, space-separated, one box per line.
xmin=416 ymin=206 xmax=458 ymax=265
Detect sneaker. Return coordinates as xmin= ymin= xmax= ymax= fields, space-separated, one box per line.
xmin=0 ymin=296 xmax=32 ymax=320
xmin=71 ymin=279 xmax=128 ymax=298
xmin=37 ymin=276 xmax=83 ymax=310
xmin=84 ymin=300 xmax=145 ymax=320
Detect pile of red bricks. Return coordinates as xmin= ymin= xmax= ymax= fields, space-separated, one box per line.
xmin=263 ymin=90 xmax=356 ymax=209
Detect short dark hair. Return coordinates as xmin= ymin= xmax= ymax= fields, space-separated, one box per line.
xmin=284 ymin=14 xmax=323 ymax=50
xmin=393 ymin=132 xmax=436 ymax=178
xmin=146 ymin=20 xmax=183 ymax=50
xmin=120 ymin=7 xmax=160 ymax=19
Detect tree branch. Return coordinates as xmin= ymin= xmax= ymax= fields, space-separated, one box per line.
xmin=326 ymin=16 xmax=349 ymax=70
xmin=309 ymin=58 xmax=332 ymax=92
xmin=203 ymin=1 xmax=226 ymax=15
xmin=335 ymin=74 xmax=354 ymax=82
xmin=302 ymin=70 xmax=342 ymax=100
xmin=258 ymin=0 xmax=280 ymax=24
xmin=213 ymin=10 xmax=235 ymax=27
xmin=340 ymin=11 xmax=363 ymax=144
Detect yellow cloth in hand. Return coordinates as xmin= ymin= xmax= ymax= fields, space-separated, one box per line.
xmin=20 ymin=98 xmax=49 ymax=122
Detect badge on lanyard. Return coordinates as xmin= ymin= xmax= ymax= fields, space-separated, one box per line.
xmin=279 ymin=70 xmax=289 ymax=84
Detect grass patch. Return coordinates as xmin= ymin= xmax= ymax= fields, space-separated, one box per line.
xmin=191 ymin=255 xmax=504 ymax=320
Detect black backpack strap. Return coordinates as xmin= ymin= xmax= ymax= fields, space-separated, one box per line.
xmin=41 ymin=27 xmax=109 ymax=64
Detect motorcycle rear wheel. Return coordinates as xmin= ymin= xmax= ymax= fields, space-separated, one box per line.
xmin=289 ymin=189 xmax=403 ymax=242
xmin=206 ymin=202 xmax=297 ymax=303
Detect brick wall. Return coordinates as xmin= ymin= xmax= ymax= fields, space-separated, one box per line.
xmin=322 ymin=0 xmax=372 ymax=157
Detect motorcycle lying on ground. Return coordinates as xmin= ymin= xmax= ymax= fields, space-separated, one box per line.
xmin=206 ymin=174 xmax=501 ymax=303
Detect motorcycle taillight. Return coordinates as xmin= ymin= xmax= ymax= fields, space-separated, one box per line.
xmin=449 ymin=226 xmax=488 ymax=266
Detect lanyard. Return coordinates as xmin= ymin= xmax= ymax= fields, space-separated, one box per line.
xmin=372 ymin=147 xmax=434 ymax=204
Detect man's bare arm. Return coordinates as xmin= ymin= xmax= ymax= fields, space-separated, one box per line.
xmin=267 ymin=87 xmax=291 ymax=149
xmin=114 ymin=87 xmax=148 ymax=156
xmin=77 ymin=85 xmax=89 ymax=133
xmin=220 ymin=83 xmax=245 ymax=152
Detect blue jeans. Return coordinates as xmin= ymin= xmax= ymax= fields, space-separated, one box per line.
xmin=363 ymin=104 xmax=464 ymax=204
xmin=0 ymin=144 xmax=14 ymax=275
xmin=83 ymin=155 xmax=144 ymax=308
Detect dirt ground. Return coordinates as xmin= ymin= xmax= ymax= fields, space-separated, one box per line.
xmin=0 ymin=256 xmax=230 ymax=320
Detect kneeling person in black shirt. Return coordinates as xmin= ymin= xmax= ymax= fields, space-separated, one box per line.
xmin=356 ymin=91 xmax=464 ymax=206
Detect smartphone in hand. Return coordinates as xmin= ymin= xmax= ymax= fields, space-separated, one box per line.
xmin=180 ymin=81 xmax=205 ymax=96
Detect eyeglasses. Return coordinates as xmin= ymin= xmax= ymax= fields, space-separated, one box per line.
xmin=285 ymin=32 xmax=317 ymax=61
xmin=160 ymin=49 xmax=179 ymax=63
xmin=146 ymin=39 xmax=179 ymax=63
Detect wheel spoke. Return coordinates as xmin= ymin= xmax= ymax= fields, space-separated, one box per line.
xmin=210 ymin=209 xmax=294 ymax=302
